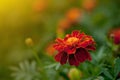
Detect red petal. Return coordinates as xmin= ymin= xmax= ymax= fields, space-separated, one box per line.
xmin=75 ymin=49 xmax=86 ymax=62
xmin=55 ymin=52 xmax=63 ymax=62
xmin=64 ymin=34 xmax=71 ymax=41
xmin=114 ymin=36 xmax=120 ymax=44
xmin=53 ymin=43 xmax=65 ymax=52
xmin=72 ymin=30 xmax=80 ymax=37
xmin=53 ymin=44 xmax=59 ymax=49
xmin=75 ymin=48 xmax=92 ymax=63
xmin=65 ymin=46 xmax=76 ymax=54
xmin=77 ymin=32 xmax=85 ymax=39
xmin=68 ymin=54 xmax=79 ymax=66
xmin=60 ymin=52 xmax=68 ymax=65
xmin=85 ymin=51 xmax=92 ymax=61
xmin=55 ymin=38 xmax=64 ymax=43
xmin=86 ymin=45 xmax=96 ymax=50
xmin=79 ymin=39 xmax=93 ymax=48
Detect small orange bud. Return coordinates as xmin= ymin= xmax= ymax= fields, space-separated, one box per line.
xmin=66 ymin=8 xmax=82 ymax=23
xmin=46 ymin=42 xmax=56 ymax=56
xmin=25 ymin=38 xmax=34 ymax=47
xmin=32 ymin=0 xmax=47 ymax=12
xmin=58 ymin=18 xmax=71 ymax=30
xmin=82 ymin=0 xmax=96 ymax=11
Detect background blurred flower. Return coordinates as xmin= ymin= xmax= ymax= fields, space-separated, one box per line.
xmin=54 ymin=30 xmax=96 ymax=66
xmin=108 ymin=28 xmax=120 ymax=45
xmin=66 ymin=8 xmax=82 ymax=23
xmin=32 ymin=0 xmax=48 ymax=12
xmin=58 ymin=18 xmax=71 ymax=30
xmin=82 ymin=0 xmax=96 ymax=11
xmin=45 ymin=42 xmax=56 ymax=56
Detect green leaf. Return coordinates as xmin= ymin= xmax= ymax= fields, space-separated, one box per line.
xmin=11 ymin=60 xmax=41 ymax=80
xmin=55 ymin=63 xmax=61 ymax=70
xmin=94 ymin=76 xmax=104 ymax=80
xmin=102 ymin=68 xmax=113 ymax=80
xmin=114 ymin=58 xmax=120 ymax=77
xmin=97 ymin=46 xmax=105 ymax=60
xmin=44 ymin=63 xmax=57 ymax=69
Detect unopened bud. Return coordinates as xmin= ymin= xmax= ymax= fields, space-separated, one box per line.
xmin=68 ymin=68 xmax=82 ymax=80
xmin=25 ymin=38 xmax=34 ymax=47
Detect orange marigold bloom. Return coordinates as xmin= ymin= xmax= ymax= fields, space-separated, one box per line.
xmin=32 ymin=0 xmax=47 ymax=12
xmin=66 ymin=8 xmax=82 ymax=23
xmin=53 ymin=30 xmax=96 ymax=66
xmin=109 ymin=28 xmax=120 ymax=45
xmin=58 ymin=18 xmax=71 ymax=30
xmin=82 ymin=0 xmax=96 ymax=11
xmin=46 ymin=42 xmax=56 ymax=56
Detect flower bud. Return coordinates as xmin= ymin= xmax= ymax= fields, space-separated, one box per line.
xmin=82 ymin=0 xmax=97 ymax=11
xmin=46 ymin=42 xmax=55 ymax=56
xmin=68 ymin=68 xmax=82 ymax=80
xmin=25 ymin=38 xmax=34 ymax=47
xmin=58 ymin=18 xmax=71 ymax=30
xmin=32 ymin=0 xmax=47 ymax=12
xmin=108 ymin=28 xmax=120 ymax=45
xmin=108 ymin=28 xmax=120 ymax=57
xmin=66 ymin=8 xmax=82 ymax=23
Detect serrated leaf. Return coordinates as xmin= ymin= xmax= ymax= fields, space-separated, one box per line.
xmin=44 ymin=63 xmax=57 ymax=69
xmin=114 ymin=58 xmax=120 ymax=77
xmin=94 ymin=76 xmax=104 ymax=80
xmin=97 ymin=46 xmax=105 ymax=59
xmin=19 ymin=62 xmax=26 ymax=71
xmin=24 ymin=60 xmax=30 ymax=71
xmin=102 ymin=68 xmax=113 ymax=80
xmin=55 ymin=63 xmax=61 ymax=70
xmin=30 ymin=61 xmax=36 ymax=72
xmin=11 ymin=60 xmax=41 ymax=80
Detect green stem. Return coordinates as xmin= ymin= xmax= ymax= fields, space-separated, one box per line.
xmin=29 ymin=47 xmax=49 ymax=80
xmin=31 ymin=47 xmax=41 ymax=65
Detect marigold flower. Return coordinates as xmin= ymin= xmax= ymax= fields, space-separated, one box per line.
xmin=109 ymin=28 xmax=120 ymax=45
xmin=53 ymin=30 xmax=96 ymax=66
xmin=66 ymin=8 xmax=82 ymax=23
xmin=82 ymin=0 xmax=96 ymax=11
xmin=58 ymin=18 xmax=71 ymax=30
xmin=46 ymin=42 xmax=56 ymax=56
xmin=32 ymin=0 xmax=47 ymax=12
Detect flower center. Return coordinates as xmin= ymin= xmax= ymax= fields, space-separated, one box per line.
xmin=66 ymin=37 xmax=79 ymax=45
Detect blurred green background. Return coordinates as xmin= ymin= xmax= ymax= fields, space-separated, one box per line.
xmin=0 ymin=0 xmax=120 ymax=80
